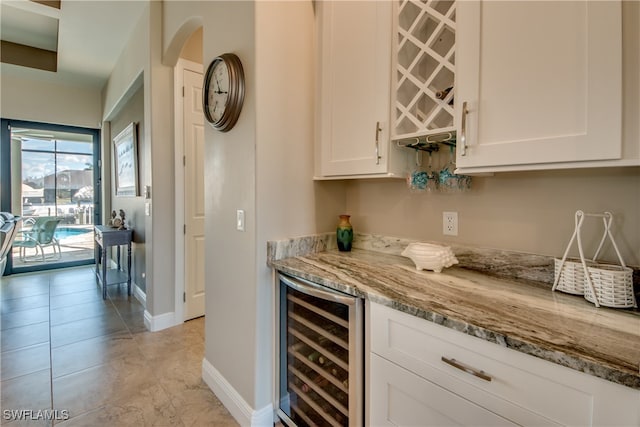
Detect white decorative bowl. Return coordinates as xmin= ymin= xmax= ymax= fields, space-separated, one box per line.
xmin=401 ymin=243 xmax=458 ymax=273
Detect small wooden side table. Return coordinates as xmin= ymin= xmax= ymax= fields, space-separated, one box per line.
xmin=94 ymin=225 xmax=133 ymax=300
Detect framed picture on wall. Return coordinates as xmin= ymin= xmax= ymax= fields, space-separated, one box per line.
xmin=113 ymin=122 xmax=138 ymax=197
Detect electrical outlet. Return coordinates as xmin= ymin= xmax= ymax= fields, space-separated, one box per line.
xmin=443 ymin=211 xmax=458 ymax=236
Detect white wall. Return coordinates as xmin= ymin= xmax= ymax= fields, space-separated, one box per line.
xmin=0 ymin=72 xmax=101 ymax=128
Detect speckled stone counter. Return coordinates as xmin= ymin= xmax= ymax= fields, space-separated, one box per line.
xmin=269 ymin=239 xmax=640 ymax=390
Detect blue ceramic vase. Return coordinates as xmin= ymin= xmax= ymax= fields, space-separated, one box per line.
xmin=337 ymin=215 xmax=353 ymax=252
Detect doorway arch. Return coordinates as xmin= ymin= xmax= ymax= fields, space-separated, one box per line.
xmin=163 ymin=17 xmax=203 ymax=67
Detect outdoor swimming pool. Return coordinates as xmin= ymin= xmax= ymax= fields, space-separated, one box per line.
xmin=54 ymin=227 xmax=92 ymax=240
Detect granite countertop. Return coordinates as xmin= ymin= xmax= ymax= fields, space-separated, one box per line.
xmin=270 ymin=245 xmax=640 ymax=390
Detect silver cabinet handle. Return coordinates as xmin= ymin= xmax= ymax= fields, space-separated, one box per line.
xmin=375 ymin=121 xmax=382 ymax=165
xmin=441 ymin=357 xmax=492 ymax=382
xmin=460 ymin=101 xmax=468 ymax=156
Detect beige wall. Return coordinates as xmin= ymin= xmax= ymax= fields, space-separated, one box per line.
xmin=345 ymin=167 xmax=640 ymax=266
xmin=168 ymin=0 xmax=259 ymax=408
xmin=162 ymin=0 xmax=346 ymax=413
xmin=180 ymin=27 xmax=203 ymax=64
xmin=0 ymin=73 xmax=101 ymax=129
xmin=103 ymin=1 xmax=176 ymax=317
xmin=255 ymin=0 xmax=349 ymax=406
xmin=109 ymin=86 xmax=147 ymax=292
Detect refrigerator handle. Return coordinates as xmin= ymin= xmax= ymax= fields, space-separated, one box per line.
xmin=280 ymin=274 xmax=357 ymax=306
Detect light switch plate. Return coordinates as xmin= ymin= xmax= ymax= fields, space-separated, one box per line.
xmin=236 ymin=210 xmax=245 ymax=231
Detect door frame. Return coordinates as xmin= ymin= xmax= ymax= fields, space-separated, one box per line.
xmin=0 ymin=118 xmax=101 ymax=274
xmin=174 ymin=58 xmax=203 ymax=321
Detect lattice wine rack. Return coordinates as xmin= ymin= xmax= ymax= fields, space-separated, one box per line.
xmin=394 ymin=0 xmax=456 ymax=140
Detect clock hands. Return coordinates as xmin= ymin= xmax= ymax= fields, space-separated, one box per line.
xmin=214 ymin=74 xmax=228 ymax=95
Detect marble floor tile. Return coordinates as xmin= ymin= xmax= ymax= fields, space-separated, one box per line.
xmin=133 ymin=329 xmax=202 ymax=362
xmin=49 ymin=289 xmax=102 ymax=311
xmin=0 ymin=294 xmax=50 ymax=315
xmin=0 ymin=278 xmax=49 ymax=301
xmin=105 ymin=283 xmax=135 ymax=299
xmin=50 ymin=311 xmax=127 ymax=348
xmin=107 ymin=296 xmax=145 ymax=317
xmin=1 ymin=306 xmax=50 ymax=330
xmin=52 ymin=355 xmax=156 ymax=419
xmin=1 ymin=343 xmax=51 ymax=381
xmin=170 ymin=386 xmax=238 ymax=427
xmin=49 ymin=280 xmax=98 ymax=297
xmin=49 ymin=300 xmax=115 ymax=327
xmin=1 ymin=322 xmax=50 ymax=352
xmin=2 ymin=268 xmax=242 ymax=427
xmin=54 ymin=384 xmax=182 ymax=427
xmin=51 ymin=331 xmax=138 ymax=378
xmin=0 ymin=369 xmax=52 ymax=417
xmin=117 ymin=311 xmax=147 ymax=334
xmin=48 ymin=268 xmax=94 ymax=287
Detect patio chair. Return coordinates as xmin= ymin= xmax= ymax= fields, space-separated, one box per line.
xmin=13 ymin=216 xmax=63 ymax=262
xmin=0 ymin=213 xmax=22 ymax=274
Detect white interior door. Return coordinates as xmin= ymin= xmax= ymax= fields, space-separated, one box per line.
xmin=183 ymin=68 xmax=205 ymax=320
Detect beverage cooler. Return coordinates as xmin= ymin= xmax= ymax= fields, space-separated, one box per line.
xmin=277 ymin=273 xmax=363 ymax=427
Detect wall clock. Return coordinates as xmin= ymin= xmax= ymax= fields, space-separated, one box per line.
xmin=203 ymin=53 xmax=245 ymax=132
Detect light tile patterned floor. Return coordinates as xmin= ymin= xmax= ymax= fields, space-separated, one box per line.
xmin=0 ymin=266 xmax=240 ymax=426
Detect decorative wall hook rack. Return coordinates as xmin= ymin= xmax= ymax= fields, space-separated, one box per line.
xmin=395 ymin=131 xmax=456 ymax=153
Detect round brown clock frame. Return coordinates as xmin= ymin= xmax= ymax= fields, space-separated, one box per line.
xmin=202 ymin=53 xmax=245 ymax=132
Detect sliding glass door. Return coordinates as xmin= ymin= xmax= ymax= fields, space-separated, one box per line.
xmin=0 ymin=119 xmax=101 ymax=273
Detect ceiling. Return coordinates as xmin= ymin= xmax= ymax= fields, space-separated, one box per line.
xmin=1 ymin=0 xmax=148 ymax=89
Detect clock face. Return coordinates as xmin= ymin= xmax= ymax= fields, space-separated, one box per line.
xmin=209 ymin=61 xmax=229 ymax=123
xmin=203 ymin=53 xmax=245 ymax=132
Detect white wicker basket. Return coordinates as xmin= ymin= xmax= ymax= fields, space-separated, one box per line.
xmin=553 ymin=258 xmax=591 ymax=295
xmin=552 ymin=211 xmax=637 ymax=309
xmin=583 ymin=264 xmax=635 ymax=308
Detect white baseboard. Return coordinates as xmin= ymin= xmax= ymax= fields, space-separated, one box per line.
xmin=143 ymin=310 xmax=179 ymax=332
xmin=133 ymin=283 xmax=146 ymax=308
xmin=202 ymin=358 xmax=274 ymax=427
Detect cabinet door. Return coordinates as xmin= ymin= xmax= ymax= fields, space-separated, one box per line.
xmin=317 ymin=1 xmax=392 ymax=177
xmin=370 ymin=353 xmax=514 ymax=427
xmin=455 ymin=1 xmax=622 ymax=171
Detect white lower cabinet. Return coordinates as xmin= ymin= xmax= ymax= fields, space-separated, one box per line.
xmin=368 ymin=302 xmax=640 ymax=427
xmin=370 ymin=353 xmax=513 ymax=426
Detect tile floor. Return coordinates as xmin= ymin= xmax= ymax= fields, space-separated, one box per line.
xmin=0 ymin=266 xmax=239 ymax=426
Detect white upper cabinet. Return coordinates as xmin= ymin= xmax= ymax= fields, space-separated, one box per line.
xmin=315 ymin=1 xmax=405 ymax=179
xmin=455 ymin=1 xmax=626 ymax=173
